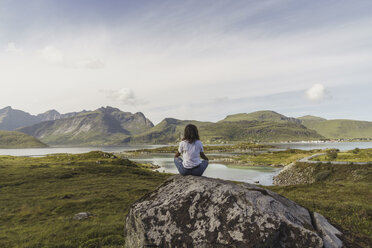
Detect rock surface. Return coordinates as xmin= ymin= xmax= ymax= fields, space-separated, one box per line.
xmin=124 ymin=175 xmax=342 ymax=247
xmin=73 ymin=212 xmax=94 ymax=220
xmin=313 ymin=212 xmax=343 ymax=248
xmin=273 ymin=162 xmax=316 ymax=186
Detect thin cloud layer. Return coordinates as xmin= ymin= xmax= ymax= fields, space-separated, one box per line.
xmin=6 ymin=42 xmax=23 ymax=53
xmin=40 ymin=45 xmax=104 ymax=69
xmin=0 ymin=1 xmax=371 ymax=121
xmin=101 ymin=88 xmax=142 ymax=106
xmin=40 ymin=45 xmax=64 ymax=63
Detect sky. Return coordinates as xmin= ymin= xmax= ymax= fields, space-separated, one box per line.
xmin=1 ymin=0 xmax=372 ymax=124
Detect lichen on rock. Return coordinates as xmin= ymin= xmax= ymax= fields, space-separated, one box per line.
xmin=124 ymin=175 xmax=341 ymax=248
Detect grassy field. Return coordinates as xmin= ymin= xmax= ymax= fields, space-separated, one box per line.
xmin=300 ymin=118 xmax=372 ymax=139
xmin=0 ymin=152 xmax=170 ymax=247
xmin=312 ymin=148 xmax=372 ymax=162
xmin=268 ymin=161 xmax=372 ymax=247
xmin=233 ymin=149 xmax=320 ymax=166
xmin=1 ymin=151 xmax=371 ymax=247
xmin=123 ymin=143 xmax=275 ymax=156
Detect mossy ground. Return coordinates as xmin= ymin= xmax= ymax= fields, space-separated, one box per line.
xmin=0 ymin=151 xmax=170 ymax=247
xmin=123 ymin=142 xmax=274 ymax=155
xmin=312 ymin=148 xmax=372 ymax=163
xmin=1 ymin=150 xmax=371 ymax=247
xmin=268 ymin=160 xmax=372 ymax=247
xmin=234 ymin=149 xmax=320 ymax=166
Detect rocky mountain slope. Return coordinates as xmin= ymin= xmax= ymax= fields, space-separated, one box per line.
xmin=0 ymin=130 xmax=48 ymax=148
xmin=0 ymin=106 xmax=40 ymax=130
xmin=4 ymin=105 xmax=371 ymax=145
xmin=18 ymin=107 xmax=154 ymax=146
xmin=0 ymin=106 xmax=86 ymax=130
xmin=128 ymin=116 xmax=323 ymax=144
xmin=127 ymin=118 xmax=212 ymax=144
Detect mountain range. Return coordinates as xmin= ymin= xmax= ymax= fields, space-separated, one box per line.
xmin=17 ymin=107 xmax=153 ymax=146
xmin=0 ymin=106 xmax=84 ymax=131
xmin=0 ymin=106 xmax=371 ymax=146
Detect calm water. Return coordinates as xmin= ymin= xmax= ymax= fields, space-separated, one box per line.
xmin=132 ymin=155 xmax=281 ymax=186
xmin=0 ymin=145 xmax=165 ymax=156
xmin=272 ymin=142 xmax=372 ymax=151
xmin=1 ymin=142 xmax=370 ymax=185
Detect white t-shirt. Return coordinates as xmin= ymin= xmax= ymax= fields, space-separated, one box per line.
xmin=178 ymin=140 xmax=204 ymax=169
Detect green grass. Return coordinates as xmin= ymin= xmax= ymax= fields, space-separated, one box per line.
xmin=0 ymin=130 xmax=47 ymax=148
xmin=312 ymin=148 xmax=372 ymax=162
xmin=1 ymin=150 xmax=371 ymax=247
xmin=234 ymin=149 xmax=319 ymax=166
xmin=124 ymin=143 xmax=275 ymax=155
xmin=300 ymin=118 xmax=372 ymax=139
xmin=0 ymin=151 xmax=171 ymax=247
xmin=220 ymin=110 xmax=299 ymax=123
xmin=268 ymin=182 xmax=372 ymax=247
xmin=268 ymin=161 xmax=372 ymax=247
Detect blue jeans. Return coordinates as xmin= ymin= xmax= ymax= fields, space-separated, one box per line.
xmin=174 ymin=157 xmax=209 ymax=176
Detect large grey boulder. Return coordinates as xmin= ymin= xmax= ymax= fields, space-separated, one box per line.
xmin=313 ymin=212 xmax=343 ymax=248
xmin=124 ymin=175 xmax=342 ymax=248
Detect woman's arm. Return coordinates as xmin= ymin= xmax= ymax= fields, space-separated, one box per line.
xmin=200 ymin=152 xmax=209 ymax=161
xmin=175 ymin=151 xmax=181 ymax=158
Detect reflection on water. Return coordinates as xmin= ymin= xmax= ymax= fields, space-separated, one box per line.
xmin=133 ymin=155 xmax=281 ymax=186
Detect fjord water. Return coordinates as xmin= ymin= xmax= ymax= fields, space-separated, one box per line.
xmin=0 ymin=145 xmax=165 ymax=156
xmin=272 ymin=141 xmax=372 ymax=151
xmin=132 ymin=155 xmax=281 ymax=186
xmin=0 ymin=145 xmax=280 ymax=185
xmin=1 ymin=142 xmax=371 ymax=186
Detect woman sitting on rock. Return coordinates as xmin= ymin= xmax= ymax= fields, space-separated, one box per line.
xmin=174 ymin=124 xmax=209 ymax=176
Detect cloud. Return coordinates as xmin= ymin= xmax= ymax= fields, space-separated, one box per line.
xmin=213 ymin=96 xmax=230 ymax=103
xmin=40 ymin=45 xmax=104 ymax=69
xmin=100 ymin=88 xmax=141 ymax=105
xmin=5 ymin=42 xmax=23 ymax=53
xmin=306 ymin=84 xmax=325 ymax=101
xmin=76 ymin=58 xmax=105 ymax=69
xmin=40 ymin=45 xmax=64 ymax=63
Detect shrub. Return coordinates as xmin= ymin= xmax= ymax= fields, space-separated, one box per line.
xmin=326 ymin=149 xmax=338 ymax=160
xmin=352 ymin=148 xmax=360 ymax=154
xmin=315 ymin=170 xmax=331 ymax=181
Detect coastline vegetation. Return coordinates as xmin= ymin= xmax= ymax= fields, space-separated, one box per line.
xmin=311 ymin=148 xmax=372 ymax=163
xmin=230 ymin=149 xmax=320 ymax=166
xmin=122 ymin=142 xmax=275 ymax=156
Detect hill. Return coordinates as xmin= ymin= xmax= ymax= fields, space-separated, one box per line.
xmin=127 ymin=118 xmax=212 ymax=144
xmin=18 ymin=107 xmax=154 ymax=146
xmin=220 ymin=110 xmax=301 ymax=124
xmin=128 ymin=118 xmax=323 ymax=144
xmin=0 ymin=130 xmax=48 ymax=148
xmin=298 ymin=116 xmax=372 ymax=139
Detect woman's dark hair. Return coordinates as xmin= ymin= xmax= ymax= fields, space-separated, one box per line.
xmin=183 ymin=124 xmax=200 ymax=143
